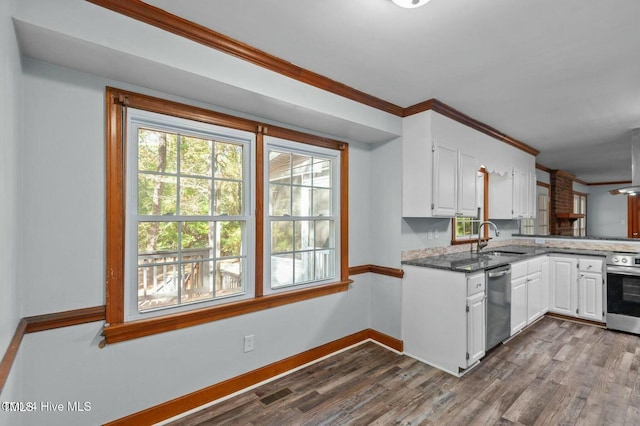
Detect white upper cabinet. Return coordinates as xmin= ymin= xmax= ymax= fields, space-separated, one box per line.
xmin=401 ymin=109 xmax=536 ymax=219
xmin=458 ymin=151 xmax=480 ymax=217
xmin=432 ymin=143 xmax=459 ymax=216
xmin=489 ymin=168 xmax=536 ymax=219
xmin=432 ymin=142 xmax=479 ymax=217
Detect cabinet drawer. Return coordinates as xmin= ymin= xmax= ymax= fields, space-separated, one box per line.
xmin=578 ymin=258 xmax=602 ymax=272
xmin=467 ymin=273 xmax=485 ymax=296
xmin=527 ymin=257 xmax=544 ymax=274
xmin=511 ymin=261 xmax=528 ymax=280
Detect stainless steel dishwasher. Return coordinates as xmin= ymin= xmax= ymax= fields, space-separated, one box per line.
xmin=485 ymin=265 xmax=511 ymax=351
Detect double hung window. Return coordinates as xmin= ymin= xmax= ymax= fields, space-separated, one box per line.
xmin=265 ymin=137 xmax=339 ymax=292
xmin=125 ymin=109 xmax=254 ymax=320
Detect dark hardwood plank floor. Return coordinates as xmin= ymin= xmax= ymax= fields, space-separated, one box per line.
xmin=167 ymin=317 xmax=640 ymax=425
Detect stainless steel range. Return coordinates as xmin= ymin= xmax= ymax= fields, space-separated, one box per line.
xmin=606 ymin=253 xmax=640 ymax=334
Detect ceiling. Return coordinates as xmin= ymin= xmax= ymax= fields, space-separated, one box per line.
xmin=142 ymin=0 xmax=640 ymax=183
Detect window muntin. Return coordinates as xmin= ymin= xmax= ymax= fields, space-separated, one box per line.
xmin=265 ymin=137 xmax=339 ymax=292
xmin=126 ymin=109 xmax=254 ymax=320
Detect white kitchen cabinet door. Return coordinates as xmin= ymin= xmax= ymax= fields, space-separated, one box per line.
xmin=541 ymin=259 xmax=550 ymax=313
xmin=512 ymin=168 xmax=523 ymax=218
xmin=458 ymin=152 xmax=480 ymax=217
xmin=550 ymin=257 xmax=577 ymax=316
xmin=577 ymin=271 xmax=603 ymax=321
xmin=467 ymin=291 xmax=486 ymax=366
xmin=432 ymin=143 xmax=458 ymax=217
xmin=488 ymin=172 xmax=513 ymax=220
xmin=528 ymin=171 xmax=537 ymax=218
xmin=527 ymin=271 xmax=542 ymax=323
xmin=511 ymin=276 xmax=528 ymax=335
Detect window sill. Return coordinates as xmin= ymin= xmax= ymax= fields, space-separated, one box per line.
xmin=103 ymin=280 xmax=352 ymax=344
xmin=450 ymin=237 xmax=491 ymax=246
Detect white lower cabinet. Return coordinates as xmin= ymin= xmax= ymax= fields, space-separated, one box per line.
xmin=511 ymin=256 xmax=547 ymax=336
xmin=467 ymin=289 xmax=486 ymax=365
xmin=402 ymin=266 xmax=485 ymax=376
xmin=550 ymin=256 xmax=576 ymax=316
xmin=511 ymin=275 xmax=528 ymax=334
xmin=541 ymin=259 xmax=550 ymax=313
xmin=527 ymin=271 xmax=542 ymax=323
xmin=549 ymin=255 xmax=604 ymax=322
xmin=577 ymin=271 xmax=604 ymax=321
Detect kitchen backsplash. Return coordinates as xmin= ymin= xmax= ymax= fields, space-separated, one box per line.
xmin=401 ymin=237 xmax=640 ymax=261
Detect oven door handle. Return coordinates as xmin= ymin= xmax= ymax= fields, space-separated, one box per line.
xmin=607 ymin=266 xmax=640 ymax=276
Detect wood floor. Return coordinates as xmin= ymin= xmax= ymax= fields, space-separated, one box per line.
xmin=168 ymin=317 xmax=640 ymax=425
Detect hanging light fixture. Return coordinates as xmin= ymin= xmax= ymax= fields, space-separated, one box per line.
xmin=392 ymin=0 xmax=431 ymax=8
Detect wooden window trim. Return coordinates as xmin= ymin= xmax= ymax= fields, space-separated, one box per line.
xmin=451 ymin=169 xmax=489 ymax=245
xmin=105 ymin=87 xmax=350 ymax=343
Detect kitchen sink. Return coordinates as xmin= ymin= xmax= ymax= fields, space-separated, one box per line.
xmin=449 ymin=252 xmax=521 ymax=271
xmin=485 ymin=250 xmax=526 ymax=256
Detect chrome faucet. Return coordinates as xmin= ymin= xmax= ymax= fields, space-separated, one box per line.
xmin=476 ymin=221 xmax=500 ymax=253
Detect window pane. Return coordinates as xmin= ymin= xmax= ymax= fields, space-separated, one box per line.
xmin=271 ymin=254 xmax=294 ymax=288
xmin=271 ymin=221 xmax=293 ymax=253
xmin=216 ymin=258 xmax=243 ymax=297
xmin=181 ymin=260 xmax=213 ymax=303
xmin=313 ymin=188 xmax=331 ymax=216
xmin=313 ymin=159 xmax=331 ymax=188
xmin=214 ymin=142 xmax=243 ymax=180
xmin=214 ymin=181 xmax=242 ymax=216
xmin=137 ymin=263 xmax=179 ymax=311
xmin=180 ymin=177 xmax=212 ymax=216
xmin=315 ymin=250 xmax=335 ymax=281
xmin=182 ymin=221 xmax=213 ymax=258
xmin=291 ymin=154 xmax=312 ymax=185
xmin=138 ymin=174 xmax=177 ymax=215
xmin=294 ymin=251 xmax=314 ymax=284
xmin=315 ymin=220 xmax=332 ymax=249
xmin=292 ymin=186 xmax=312 ymax=217
xmin=471 ymin=221 xmax=479 ymax=236
xmin=138 ymin=129 xmax=177 ymax=174
xmin=138 ymin=222 xmax=178 ymax=254
xmin=269 ymin=151 xmax=291 ymax=184
xmin=217 ymin=221 xmax=243 ymax=257
xmin=295 ymin=221 xmax=314 ymax=251
xmin=180 ymin=135 xmax=212 ymax=177
xmin=270 ymin=184 xmax=291 ymax=216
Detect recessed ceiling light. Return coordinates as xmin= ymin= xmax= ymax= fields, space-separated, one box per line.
xmin=392 ymin=0 xmax=431 ymax=8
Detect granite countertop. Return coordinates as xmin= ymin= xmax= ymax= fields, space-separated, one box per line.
xmin=513 ymin=234 xmax=637 ymax=242
xmin=401 ymin=245 xmax=613 ymax=273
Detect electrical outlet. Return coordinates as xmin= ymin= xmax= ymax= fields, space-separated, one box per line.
xmin=427 ymin=230 xmax=433 ymax=240
xmin=534 ymin=238 xmax=545 ymax=244
xmin=244 ymin=335 xmax=254 ymax=352
xmin=434 ymin=229 xmax=439 ymax=239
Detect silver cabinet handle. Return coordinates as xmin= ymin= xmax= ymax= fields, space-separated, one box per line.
xmin=488 ymin=270 xmax=510 ymax=278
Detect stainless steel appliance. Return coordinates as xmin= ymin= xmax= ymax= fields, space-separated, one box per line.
xmin=486 ymin=265 xmax=511 ymax=350
xmin=606 ymin=253 xmax=640 ymax=334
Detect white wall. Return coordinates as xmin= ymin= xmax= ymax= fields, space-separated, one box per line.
xmin=573 ymin=181 xmax=589 ymax=194
xmin=369 ymin=138 xmax=403 ymax=339
xmin=536 ymin=168 xmax=550 ymax=185
xmin=0 ymin=0 xmax=23 ymax=416
xmin=587 ymin=184 xmax=627 ymax=237
xmin=11 ymin=58 xmax=376 ymax=425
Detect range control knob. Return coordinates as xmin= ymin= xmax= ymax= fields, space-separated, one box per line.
xmin=613 ymin=257 xmax=619 ymax=263
xmin=622 ymin=258 xmax=628 ymax=264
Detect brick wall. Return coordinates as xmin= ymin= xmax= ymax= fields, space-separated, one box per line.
xmin=550 ymin=170 xmax=575 ymax=235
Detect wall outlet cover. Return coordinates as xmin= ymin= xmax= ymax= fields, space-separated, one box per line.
xmin=534 ymin=238 xmax=545 ymax=244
